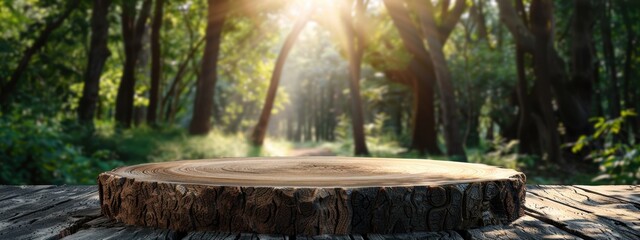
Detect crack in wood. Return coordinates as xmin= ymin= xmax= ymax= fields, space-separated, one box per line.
xmin=524 ymin=207 xmax=595 ymax=240
xmin=58 ymin=214 xmax=103 ymax=238
xmin=528 ymin=188 xmax=640 ymax=235
xmin=573 ymin=185 xmax=640 ymax=209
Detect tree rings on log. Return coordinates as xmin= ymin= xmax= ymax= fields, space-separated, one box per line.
xmin=98 ymin=157 xmax=526 ymax=235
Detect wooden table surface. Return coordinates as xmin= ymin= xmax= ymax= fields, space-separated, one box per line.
xmin=0 ymin=185 xmax=638 ymax=240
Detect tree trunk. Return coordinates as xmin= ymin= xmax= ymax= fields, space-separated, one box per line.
xmin=593 ymin=54 xmax=604 ymax=117
xmin=486 ymin=120 xmax=494 ymax=140
xmin=601 ymin=0 xmax=620 ymax=119
xmin=514 ymin=0 xmax=532 ymax=154
xmin=189 ymin=0 xmax=229 ymax=135
xmin=515 ymin=47 xmax=533 ymax=154
xmin=115 ymin=0 xmax=153 ymax=128
xmin=497 ymin=0 xmax=592 ymax=163
xmin=383 ymin=0 xmax=441 ymax=155
xmin=341 ymin=0 xmax=369 ymax=156
xmin=99 ymin=157 xmax=526 ymax=235
xmin=78 ymin=0 xmax=112 ymax=124
xmin=567 ymin=0 xmax=594 ymax=141
xmin=471 ymin=0 xmax=490 ymax=44
xmin=295 ymin=105 xmax=303 ymax=142
xmin=161 ymin=37 xmax=205 ymax=117
xmin=415 ymin=1 xmax=467 ymax=160
xmin=622 ymin=12 xmax=634 ymax=110
xmin=147 ymin=0 xmax=164 ymax=125
xmin=620 ymin=3 xmax=638 ymax=136
xmin=464 ymin=109 xmax=480 ymax=148
xmin=409 ymin=64 xmax=441 ymax=155
xmin=0 ymin=0 xmax=79 ymax=109
xmin=530 ymin=0 xmax=562 ymax=163
xmin=251 ymin=12 xmax=310 ymax=146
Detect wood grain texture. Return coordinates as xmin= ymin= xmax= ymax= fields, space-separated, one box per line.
xmin=525 ymin=186 xmax=640 ymax=239
xmin=0 ymin=185 xmax=54 ymax=202
xmin=575 ymin=185 xmax=640 ymax=205
xmin=0 ymin=186 xmax=100 ymax=240
xmin=464 ymin=215 xmax=579 ymax=239
xmin=61 ymin=216 xmax=182 ymax=240
xmin=182 ymin=231 xmax=237 ymax=240
xmin=98 ymin=157 xmax=526 ymax=235
xmin=296 ymin=234 xmax=352 ymax=240
xmin=367 ymin=231 xmax=464 ymax=240
xmin=527 ymin=185 xmax=640 ymax=238
xmin=5 ymin=185 xmax=640 ymax=239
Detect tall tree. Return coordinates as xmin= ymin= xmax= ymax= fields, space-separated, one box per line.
xmin=497 ymin=0 xmax=593 ymax=163
xmin=251 ymin=10 xmax=310 ymax=146
xmin=189 ymin=0 xmax=229 ymax=135
xmin=414 ymin=0 xmax=467 ymax=160
xmin=619 ymin=0 xmax=640 ymax=136
xmin=498 ymin=0 xmax=561 ymax=162
xmin=383 ymin=0 xmax=440 ymax=155
xmin=340 ymin=0 xmax=369 ymax=155
xmin=77 ymin=0 xmax=112 ymax=124
xmin=570 ymin=0 xmax=595 ymax=134
xmin=114 ymin=0 xmax=152 ymax=128
xmin=147 ymin=0 xmax=164 ymax=125
xmin=0 ymin=0 xmax=80 ymax=109
xmin=161 ymin=37 xmax=205 ymax=122
xmin=470 ymin=0 xmax=490 ymax=45
xmin=601 ymin=0 xmax=621 ymax=119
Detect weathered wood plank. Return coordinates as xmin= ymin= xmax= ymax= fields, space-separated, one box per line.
xmin=464 ymin=215 xmax=579 ymax=239
xmin=256 ymin=234 xmax=289 ymax=240
xmin=0 ymin=186 xmax=95 ymax=220
xmin=237 ymin=233 xmax=257 ymax=240
xmin=530 ymin=185 xmax=640 ymax=233
xmin=233 ymin=233 xmax=289 ymax=240
xmin=0 ymin=185 xmax=54 ymax=202
xmin=526 ymin=186 xmax=640 ymax=239
xmin=296 ymin=234 xmax=351 ymax=239
xmin=0 ymin=186 xmax=100 ymax=240
xmin=367 ymin=231 xmax=463 ymax=240
xmin=1 ymin=185 xmax=638 ymax=240
xmin=350 ymin=235 xmax=365 ymax=240
xmin=61 ymin=216 xmax=182 ymax=240
xmin=575 ymin=185 xmax=640 ymax=205
xmin=62 ymin=226 xmax=180 ymax=240
xmin=182 ymin=231 xmax=237 ymax=240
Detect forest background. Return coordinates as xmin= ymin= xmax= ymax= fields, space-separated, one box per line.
xmin=1 ymin=0 xmax=638 ymax=185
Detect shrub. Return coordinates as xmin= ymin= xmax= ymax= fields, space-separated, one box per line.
xmin=0 ymin=114 xmax=122 ymax=184
xmin=571 ymin=109 xmax=639 ymax=184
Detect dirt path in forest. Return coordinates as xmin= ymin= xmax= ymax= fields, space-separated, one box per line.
xmin=286 ymin=147 xmax=336 ymax=156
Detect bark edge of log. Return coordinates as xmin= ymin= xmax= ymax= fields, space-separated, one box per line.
xmin=98 ymin=158 xmax=526 ymax=235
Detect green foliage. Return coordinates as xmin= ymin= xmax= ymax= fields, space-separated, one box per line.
xmin=88 ymin=122 xmax=294 ymax=164
xmin=330 ymin=112 xmax=405 ymax=156
xmin=334 ymin=114 xmax=353 ymax=153
xmin=0 ymin=113 xmax=295 ymax=184
xmin=468 ymin=136 xmax=519 ymax=169
xmin=0 ymin=114 xmax=122 ymax=184
xmin=2 ymin=0 xmax=639 ymax=186
xmin=571 ymin=109 xmax=639 ymax=184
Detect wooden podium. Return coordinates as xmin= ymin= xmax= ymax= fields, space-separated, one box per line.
xmin=98 ymin=157 xmax=526 ymax=235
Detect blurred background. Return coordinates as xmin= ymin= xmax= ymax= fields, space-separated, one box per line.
xmin=0 ymin=0 xmax=638 ymax=185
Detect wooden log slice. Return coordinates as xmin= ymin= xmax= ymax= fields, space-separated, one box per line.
xmin=98 ymin=157 xmax=526 ymax=235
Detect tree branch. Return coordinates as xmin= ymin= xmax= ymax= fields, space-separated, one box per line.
xmin=438 ymin=0 xmax=467 ymax=42
xmin=0 ymin=0 xmax=80 ymax=107
xmin=496 ymin=0 xmax=535 ymax=51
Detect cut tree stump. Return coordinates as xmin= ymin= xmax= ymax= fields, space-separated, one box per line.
xmin=98 ymin=157 xmax=526 ymax=235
